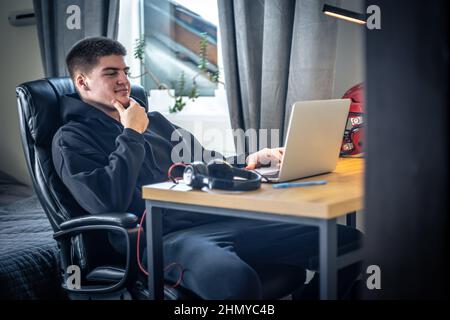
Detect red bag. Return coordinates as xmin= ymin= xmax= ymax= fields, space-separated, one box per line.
xmin=341 ymin=83 xmax=365 ymax=156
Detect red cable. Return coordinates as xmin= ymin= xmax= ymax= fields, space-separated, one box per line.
xmin=137 ymin=209 xmax=184 ymax=288
xmin=164 ymin=262 xmax=185 ymax=289
xmin=137 ymin=210 xmax=148 ymax=276
xmin=168 ymin=162 xmax=187 ymax=183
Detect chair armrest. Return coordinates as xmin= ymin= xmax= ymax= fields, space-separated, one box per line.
xmin=53 ymin=213 xmax=140 ymax=295
xmin=59 ymin=213 xmax=139 ymax=230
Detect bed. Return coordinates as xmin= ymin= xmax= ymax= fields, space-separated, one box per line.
xmin=0 ymin=171 xmax=64 ymax=299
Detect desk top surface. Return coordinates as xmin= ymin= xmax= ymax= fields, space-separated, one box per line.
xmin=142 ymin=158 xmax=364 ymax=219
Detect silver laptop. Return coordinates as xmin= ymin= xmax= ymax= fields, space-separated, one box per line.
xmin=255 ymin=99 xmax=351 ymax=182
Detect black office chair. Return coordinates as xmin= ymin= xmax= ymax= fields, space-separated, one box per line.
xmin=16 ymin=77 xmax=307 ymax=300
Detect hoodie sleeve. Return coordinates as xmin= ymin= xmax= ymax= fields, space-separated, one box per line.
xmin=52 ymin=126 xmax=145 ymax=214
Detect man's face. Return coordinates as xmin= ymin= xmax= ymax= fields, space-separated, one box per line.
xmin=77 ymin=55 xmax=131 ymax=109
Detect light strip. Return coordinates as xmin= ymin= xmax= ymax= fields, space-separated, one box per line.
xmin=324 ymin=11 xmax=366 ymax=25
xmin=322 ymin=4 xmax=367 ymax=25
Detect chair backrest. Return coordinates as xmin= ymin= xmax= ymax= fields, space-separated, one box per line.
xmin=16 ymin=77 xmax=148 ymax=232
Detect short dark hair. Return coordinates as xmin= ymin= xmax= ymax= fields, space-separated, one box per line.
xmin=66 ymin=37 xmax=127 ymax=80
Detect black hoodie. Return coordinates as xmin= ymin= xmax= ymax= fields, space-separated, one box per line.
xmin=52 ymin=93 xmax=235 ymax=234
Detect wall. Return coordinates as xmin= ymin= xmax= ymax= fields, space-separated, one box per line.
xmin=364 ymin=0 xmax=448 ymax=298
xmin=0 ymin=0 xmax=44 ymax=185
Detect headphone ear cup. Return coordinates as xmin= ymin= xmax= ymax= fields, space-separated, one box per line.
xmin=183 ymin=162 xmax=208 ymax=189
xmin=207 ymin=160 xmax=235 ymax=190
xmin=207 ymin=159 xmax=233 ymax=180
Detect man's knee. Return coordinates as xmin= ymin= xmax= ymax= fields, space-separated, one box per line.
xmin=196 ymin=259 xmax=263 ymax=300
xmin=163 ymin=233 xmax=264 ymax=299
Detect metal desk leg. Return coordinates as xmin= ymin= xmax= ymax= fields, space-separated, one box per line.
xmin=346 ymin=211 xmax=357 ymax=228
xmin=145 ymin=202 xmax=164 ymax=300
xmin=319 ymin=219 xmax=337 ymax=300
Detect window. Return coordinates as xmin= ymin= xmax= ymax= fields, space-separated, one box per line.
xmin=119 ymin=0 xmax=227 ymax=109
xmin=120 ymin=0 xmax=223 ymax=96
xmin=118 ymin=0 xmax=235 ymax=156
xmin=141 ymin=0 xmax=221 ymax=97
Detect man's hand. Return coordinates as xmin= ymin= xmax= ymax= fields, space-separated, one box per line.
xmin=245 ymin=147 xmax=285 ymax=170
xmin=112 ymin=97 xmax=149 ymax=134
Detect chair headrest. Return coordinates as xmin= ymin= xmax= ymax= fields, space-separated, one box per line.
xmin=16 ymin=77 xmax=148 ymax=147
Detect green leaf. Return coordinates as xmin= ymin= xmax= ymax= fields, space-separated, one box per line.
xmin=188 ymin=88 xmax=199 ymax=101
xmin=176 ymin=71 xmax=186 ymax=95
xmin=169 ymin=95 xmax=186 ymax=113
xmin=198 ymin=32 xmax=209 ymax=72
xmin=210 ymin=71 xmax=220 ymax=83
xmin=188 ymin=80 xmax=199 ymax=101
xmin=133 ymin=38 xmax=146 ymax=61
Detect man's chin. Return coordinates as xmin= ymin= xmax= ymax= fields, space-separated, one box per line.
xmin=116 ymin=96 xmax=130 ymax=107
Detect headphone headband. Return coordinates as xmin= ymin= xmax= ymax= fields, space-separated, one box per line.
xmin=209 ymin=167 xmax=261 ymax=191
xmin=183 ymin=160 xmax=261 ymax=191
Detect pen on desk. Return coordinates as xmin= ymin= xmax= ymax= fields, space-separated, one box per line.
xmin=273 ymin=180 xmax=327 ymax=189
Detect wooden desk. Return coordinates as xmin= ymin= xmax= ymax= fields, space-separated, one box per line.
xmin=142 ymin=158 xmax=364 ymax=300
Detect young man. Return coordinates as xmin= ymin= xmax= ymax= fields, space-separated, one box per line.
xmin=52 ymin=37 xmax=362 ymax=299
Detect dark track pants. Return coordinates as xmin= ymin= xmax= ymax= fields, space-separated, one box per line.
xmin=151 ymin=218 xmax=363 ymax=299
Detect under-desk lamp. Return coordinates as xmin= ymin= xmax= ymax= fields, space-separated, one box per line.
xmin=322 ymin=4 xmax=366 ymax=25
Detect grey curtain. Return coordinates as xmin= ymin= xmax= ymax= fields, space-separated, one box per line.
xmin=218 ymin=0 xmax=340 ymax=151
xmin=33 ymin=0 xmax=120 ymax=77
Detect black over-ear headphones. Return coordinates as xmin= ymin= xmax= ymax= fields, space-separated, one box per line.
xmin=183 ymin=159 xmax=261 ymax=191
